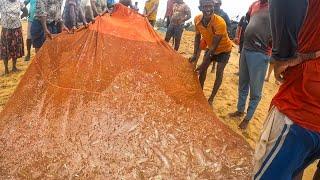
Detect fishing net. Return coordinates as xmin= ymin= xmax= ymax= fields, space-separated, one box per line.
xmin=0 ymin=4 xmax=253 ymax=179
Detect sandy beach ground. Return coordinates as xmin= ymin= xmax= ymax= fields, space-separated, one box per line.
xmin=0 ymin=22 xmax=317 ymax=179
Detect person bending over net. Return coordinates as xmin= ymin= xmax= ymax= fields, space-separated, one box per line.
xmin=189 ymin=0 xmax=232 ymax=106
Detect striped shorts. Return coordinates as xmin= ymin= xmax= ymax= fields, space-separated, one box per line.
xmin=253 ymin=107 xmax=320 ymax=180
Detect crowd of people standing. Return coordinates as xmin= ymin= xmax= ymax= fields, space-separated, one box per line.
xmin=0 ymin=0 xmax=319 ymax=179
xmin=0 ymin=0 xmax=112 ymax=75
xmin=0 ymin=0 xmax=163 ymax=75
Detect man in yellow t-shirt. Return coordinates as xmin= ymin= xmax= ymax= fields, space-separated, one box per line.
xmin=144 ymin=0 xmax=159 ymax=27
xmin=189 ymin=0 xmax=232 ymax=105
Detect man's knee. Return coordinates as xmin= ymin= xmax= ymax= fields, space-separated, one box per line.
xmin=250 ymin=93 xmax=262 ymax=102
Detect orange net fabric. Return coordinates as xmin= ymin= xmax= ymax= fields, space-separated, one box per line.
xmin=0 ymin=4 xmax=252 ymax=179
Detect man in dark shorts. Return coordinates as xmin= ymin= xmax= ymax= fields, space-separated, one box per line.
xmin=189 ymin=0 xmax=232 ymax=105
xmin=164 ymin=0 xmax=191 ymax=51
xmin=31 ymin=0 xmax=69 ymax=52
xmin=229 ymin=0 xmax=271 ymax=130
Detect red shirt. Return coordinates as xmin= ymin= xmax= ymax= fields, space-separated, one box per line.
xmin=247 ymin=0 xmax=268 ymax=17
xmin=165 ymin=0 xmax=174 ymax=17
xmin=271 ymin=0 xmax=320 ymax=132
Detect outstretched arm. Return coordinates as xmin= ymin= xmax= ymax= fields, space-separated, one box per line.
xmin=189 ymin=33 xmax=202 ymax=63
xmin=35 ymin=0 xmax=52 ymax=38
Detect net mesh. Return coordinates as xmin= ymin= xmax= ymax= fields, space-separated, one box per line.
xmin=0 ymin=4 xmax=253 ymax=179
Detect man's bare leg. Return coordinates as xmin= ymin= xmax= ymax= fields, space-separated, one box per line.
xmin=199 ymin=68 xmax=207 ymax=89
xmin=173 ymin=26 xmax=184 ymax=51
xmin=12 ymin=58 xmax=20 ymax=72
xmin=174 ymin=35 xmax=182 ymax=51
xmin=211 ymin=61 xmax=216 ymax=73
xmin=25 ymin=39 xmax=32 ymax=61
xmin=3 ymin=58 xmax=9 ymax=75
xmin=208 ymin=61 xmax=227 ymax=105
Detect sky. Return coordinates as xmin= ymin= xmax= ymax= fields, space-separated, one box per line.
xmin=132 ymin=0 xmax=255 ymax=22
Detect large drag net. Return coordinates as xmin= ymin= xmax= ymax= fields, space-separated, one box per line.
xmin=0 ymin=4 xmax=253 ymax=179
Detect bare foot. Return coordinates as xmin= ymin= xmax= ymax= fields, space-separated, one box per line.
xmin=211 ymin=67 xmax=215 ymax=73
xmin=12 ymin=67 xmax=21 ymax=73
xmin=208 ymin=97 xmax=214 ymax=106
xmin=2 ymin=70 xmax=9 ymax=76
xmin=239 ymin=119 xmax=250 ymax=130
xmin=24 ymin=54 xmax=30 ymax=61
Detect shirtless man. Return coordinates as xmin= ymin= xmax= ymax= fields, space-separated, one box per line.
xmin=164 ymin=0 xmax=191 ymax=51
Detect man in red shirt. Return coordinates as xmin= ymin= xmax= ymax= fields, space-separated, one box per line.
xmin=253 ymin=0 xmax=320 ymax=179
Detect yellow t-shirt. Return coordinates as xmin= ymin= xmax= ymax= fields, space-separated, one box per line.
xmin=194 ymin=14 xmax=232 ymax=54
xmin=144 ymin=0 xmax=159 ymax=21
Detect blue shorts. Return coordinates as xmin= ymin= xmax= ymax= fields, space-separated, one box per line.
xmin=30 ymin=20 xmax=60 ymax=49
xmin=253 ymin=107 xmax=320 ymax=180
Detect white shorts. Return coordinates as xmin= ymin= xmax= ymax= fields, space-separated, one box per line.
xmin=253 ymin=107 xmax=320 ymax=179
